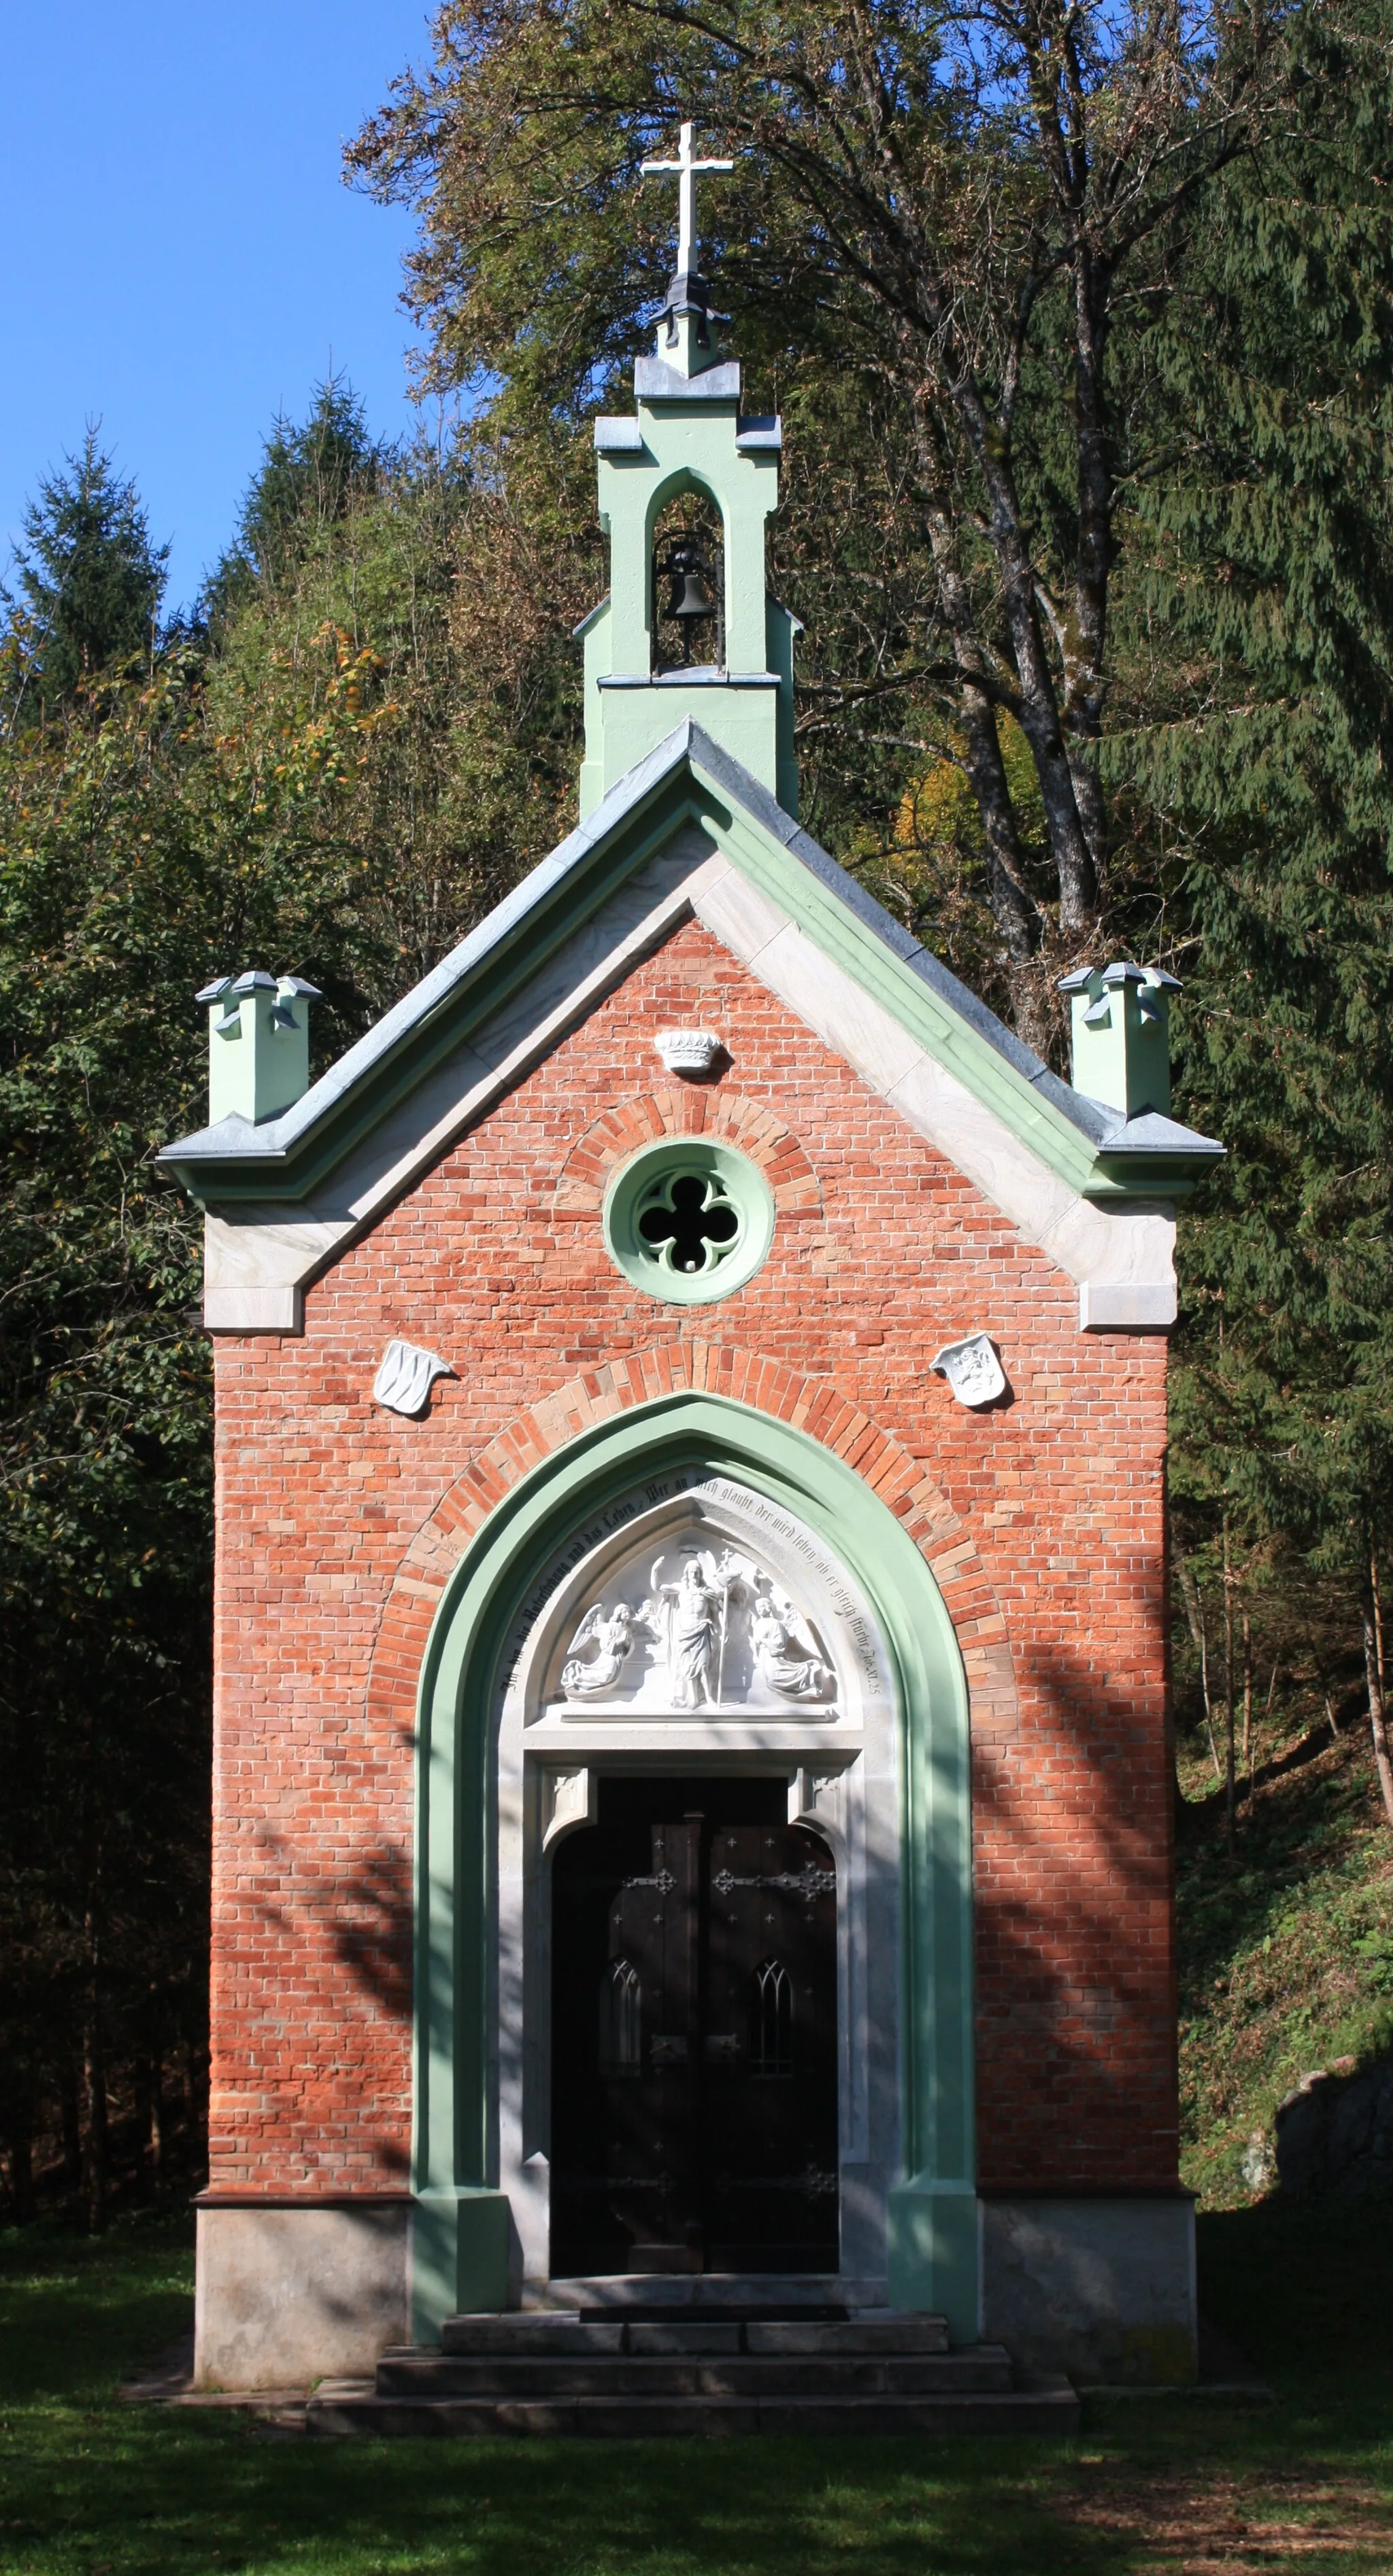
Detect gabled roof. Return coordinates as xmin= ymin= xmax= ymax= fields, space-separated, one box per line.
xmin=159 ymin=721 xmax=1221 ymax=1210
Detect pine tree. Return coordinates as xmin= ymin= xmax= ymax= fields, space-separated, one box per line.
xmin=5 ymin=428 xmax=167 ymax=714
xmin=1108 ymin=6 xmax=1393 ymax=1826
xmin=204 ymin=380 xmax=386 ymax=617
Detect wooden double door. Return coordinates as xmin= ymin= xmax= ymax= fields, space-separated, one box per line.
xmin=550 ymin=1776 xmax=839 ymax=2275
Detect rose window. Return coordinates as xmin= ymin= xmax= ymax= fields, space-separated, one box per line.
xmin=603 ymin=1138 xmax=775 ymax=1304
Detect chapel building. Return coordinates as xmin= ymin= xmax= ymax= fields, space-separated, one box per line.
xmin=163 ymin=167 xmax=1222 ymax=2398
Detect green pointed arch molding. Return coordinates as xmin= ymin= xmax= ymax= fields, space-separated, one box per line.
xmin=410 ymin=1391 xmax=977 ymax=2339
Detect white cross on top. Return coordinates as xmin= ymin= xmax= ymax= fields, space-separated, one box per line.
xmin=640 ymin=120 xmax=733 ymax=276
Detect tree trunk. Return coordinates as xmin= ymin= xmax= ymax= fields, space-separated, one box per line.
xmin=134 ymin=2060 xmax=154 ymax=2202
xmin=952 ymin=406 xmax=1099 ymax=930
xmin=1003 ymin=957 xmax=1054 ymax=1062
xmin=61 ymin=2064 xmax=82 ymax=2190
xmin=80 ymin=1832 xmax=106 ymax=2233
xmin=1364 ymin=1552 xmax=1393 ymax=1832
xmin=1222 ymin=1519 xmax=1236 ymax=1854
xmin=3 ymin=2101 xmax=35 ymax=2224
xmin=81 ymin=2006 xmax=107 ymax=2234
xmin=1311 ymin=1640 xmax=1341 ymax=1739
xmin=904 ymin=377 xmax=1045 ymax=1008
xmin=1061 ymin=245 xmax=1113 ymax=885
xmin=150 ymin=2044 xmax=165 ymax=2184
xmin=1241 ymin=1610 xmax=1254 ymax=1799
xmin=1177 ymin=1551 xmax=1220 ymax=1777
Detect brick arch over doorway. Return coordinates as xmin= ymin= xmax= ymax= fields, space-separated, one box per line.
xmin=365 ymin=1342 xmax=1018 ymax=1752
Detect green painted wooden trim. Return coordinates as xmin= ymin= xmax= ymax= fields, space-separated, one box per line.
xmin=409 ymin=1390 xmax=978 ymax=2339
xmin=412 ymin=2189 xmax=511 ymax=2341
xmin=887 ymin=2179 xmax=981 ymax=2327
xmin=693 ymin=778 xmax=1108 ymax=1204
xmin=169 ymin=777 xmax=713 ymax=1208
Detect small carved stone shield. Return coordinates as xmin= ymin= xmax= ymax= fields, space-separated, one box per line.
xmin=931 ymin=1332 xmax=1007 ymax=1408
xmin=372 ymin=1338 xmax=453 ymax=1418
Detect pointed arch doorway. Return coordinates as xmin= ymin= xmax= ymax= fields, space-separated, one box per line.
xmin=408 ymin=1391 xmax=978 ymax=2340
xmin=551 ymin=1775 xmax=839 ymax=2276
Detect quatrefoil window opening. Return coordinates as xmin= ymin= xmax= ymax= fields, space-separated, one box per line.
xmin=603 ymin=1138 xmax=775 ymax=1305
xmin=636 ymin=1170 xmax=741 ymax=1276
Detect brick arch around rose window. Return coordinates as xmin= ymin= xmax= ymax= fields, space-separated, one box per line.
xmin=362 ymin=1349 xmax=1018 ymax=2347
xmin=552 ymin=1091 xmax=824 ymax=1222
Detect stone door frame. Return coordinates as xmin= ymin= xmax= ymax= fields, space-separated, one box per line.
xmin=493 ymin=1473 xmax=901 ymax=2295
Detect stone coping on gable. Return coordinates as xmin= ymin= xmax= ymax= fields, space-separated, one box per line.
xmin=161 ymin=724 xmax=1222 ymax=1212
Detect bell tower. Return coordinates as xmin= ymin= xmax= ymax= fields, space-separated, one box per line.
xmin=576 ymin=124 xmax=799 ymax=819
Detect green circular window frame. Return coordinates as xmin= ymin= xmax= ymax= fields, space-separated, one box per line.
xmin=603 ymin=1138 xmax=775 ymax=1305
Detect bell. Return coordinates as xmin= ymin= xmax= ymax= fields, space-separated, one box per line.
xmin=665 ymin=541 xmax=716 ymax=623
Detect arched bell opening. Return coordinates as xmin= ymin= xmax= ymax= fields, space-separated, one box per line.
xmin=650 ymin=491 xmax=725 ymax=675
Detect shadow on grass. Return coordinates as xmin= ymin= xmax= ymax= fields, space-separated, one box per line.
xmin=1196 ymin=2196 xmax=1393 ymax=2405
xmin=1 ymin=2205 xmax=1390 ymax=2576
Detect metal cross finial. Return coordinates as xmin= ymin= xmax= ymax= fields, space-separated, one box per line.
xmin=640 ymin=120 xmax=733 ymax=275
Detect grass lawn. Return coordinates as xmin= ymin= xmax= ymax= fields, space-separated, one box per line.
xmin=1 ymin=2202 xmax=1390 ymax=2576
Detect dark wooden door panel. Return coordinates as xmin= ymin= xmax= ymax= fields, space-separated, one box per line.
xmin=703 ymin=1824 xmax=839 ymax=2269
xmin=551 ymin=1816 xmax=694 ymax=2272
xmin=550 ymin=1780 xmax=838 ymax=2277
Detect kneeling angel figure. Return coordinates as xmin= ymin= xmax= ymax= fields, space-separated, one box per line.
xmin=560 ymin=1601 xmax=636 ymax=1698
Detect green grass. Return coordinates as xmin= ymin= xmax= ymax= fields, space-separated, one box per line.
xmin=1 ymin=2204 xmax=1390 ymax=2576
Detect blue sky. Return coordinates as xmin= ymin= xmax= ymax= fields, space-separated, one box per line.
xmin=1 ymin=4 xmax=439 ymax=617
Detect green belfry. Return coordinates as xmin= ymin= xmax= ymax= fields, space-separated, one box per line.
xmin=577 ymin=122 xmax=799 ymax=818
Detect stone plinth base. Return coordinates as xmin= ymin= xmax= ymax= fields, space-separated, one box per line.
xmin=981 ymin=2194 xmax=1196 ymax=2384
xmin=194 ymin=2201 xmax=410 ymax=2390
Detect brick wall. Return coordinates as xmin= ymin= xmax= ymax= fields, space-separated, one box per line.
xmin=207 ymin=918 xmax=1175 ymax=2199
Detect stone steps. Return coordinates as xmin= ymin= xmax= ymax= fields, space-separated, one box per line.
xmin=439 ymin=2312 xmax=952 ymax=2357
xmin=306 ymin=2386 xmax=1079 ymax=2438
xmin=304 ymin=2305 xmax=1079 ymax=2439
xmin=376 ymin=2354 xmax=1013 ymax=2399
xmin=528 ymin=2271 xmax=882 ymax=2313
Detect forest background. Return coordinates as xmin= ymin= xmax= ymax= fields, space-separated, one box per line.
xmin=4 ymin=0 xmax=1393 ymax=2226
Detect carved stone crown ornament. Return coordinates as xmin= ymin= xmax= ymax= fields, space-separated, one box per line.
xmin=653 ymin=1028 xmax=723 ymax=1074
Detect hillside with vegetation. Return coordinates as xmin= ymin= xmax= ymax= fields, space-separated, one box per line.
xmin=1177 ymin=1718 xmax=1393 ymax=2206
xmin=5 ymin=0 xmax=1393 ymax=2218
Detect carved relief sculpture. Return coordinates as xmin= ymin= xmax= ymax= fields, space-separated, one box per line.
xmin=931 ymin=1332 xmax=1007 ymax=1408
xmin=641 ymin=1554 xmax=731 ymax=1706
xmin=372 ymin=1338 xmax=454 ymax=1418
xmin=750 ymin=1577 xmax=835 ymax=1699
xmin=560 ymin=1604 xmax=637 ymax=1697
xmin=554 ymin=1527 xmax=839 ymax=1710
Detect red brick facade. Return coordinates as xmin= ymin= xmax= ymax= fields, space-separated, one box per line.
xmin=208 ymin=917 xmax=1175 ymax=2204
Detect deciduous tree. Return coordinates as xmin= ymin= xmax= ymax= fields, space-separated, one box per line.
xmin=349 ymin=0 xmax=1293 ymax=1034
